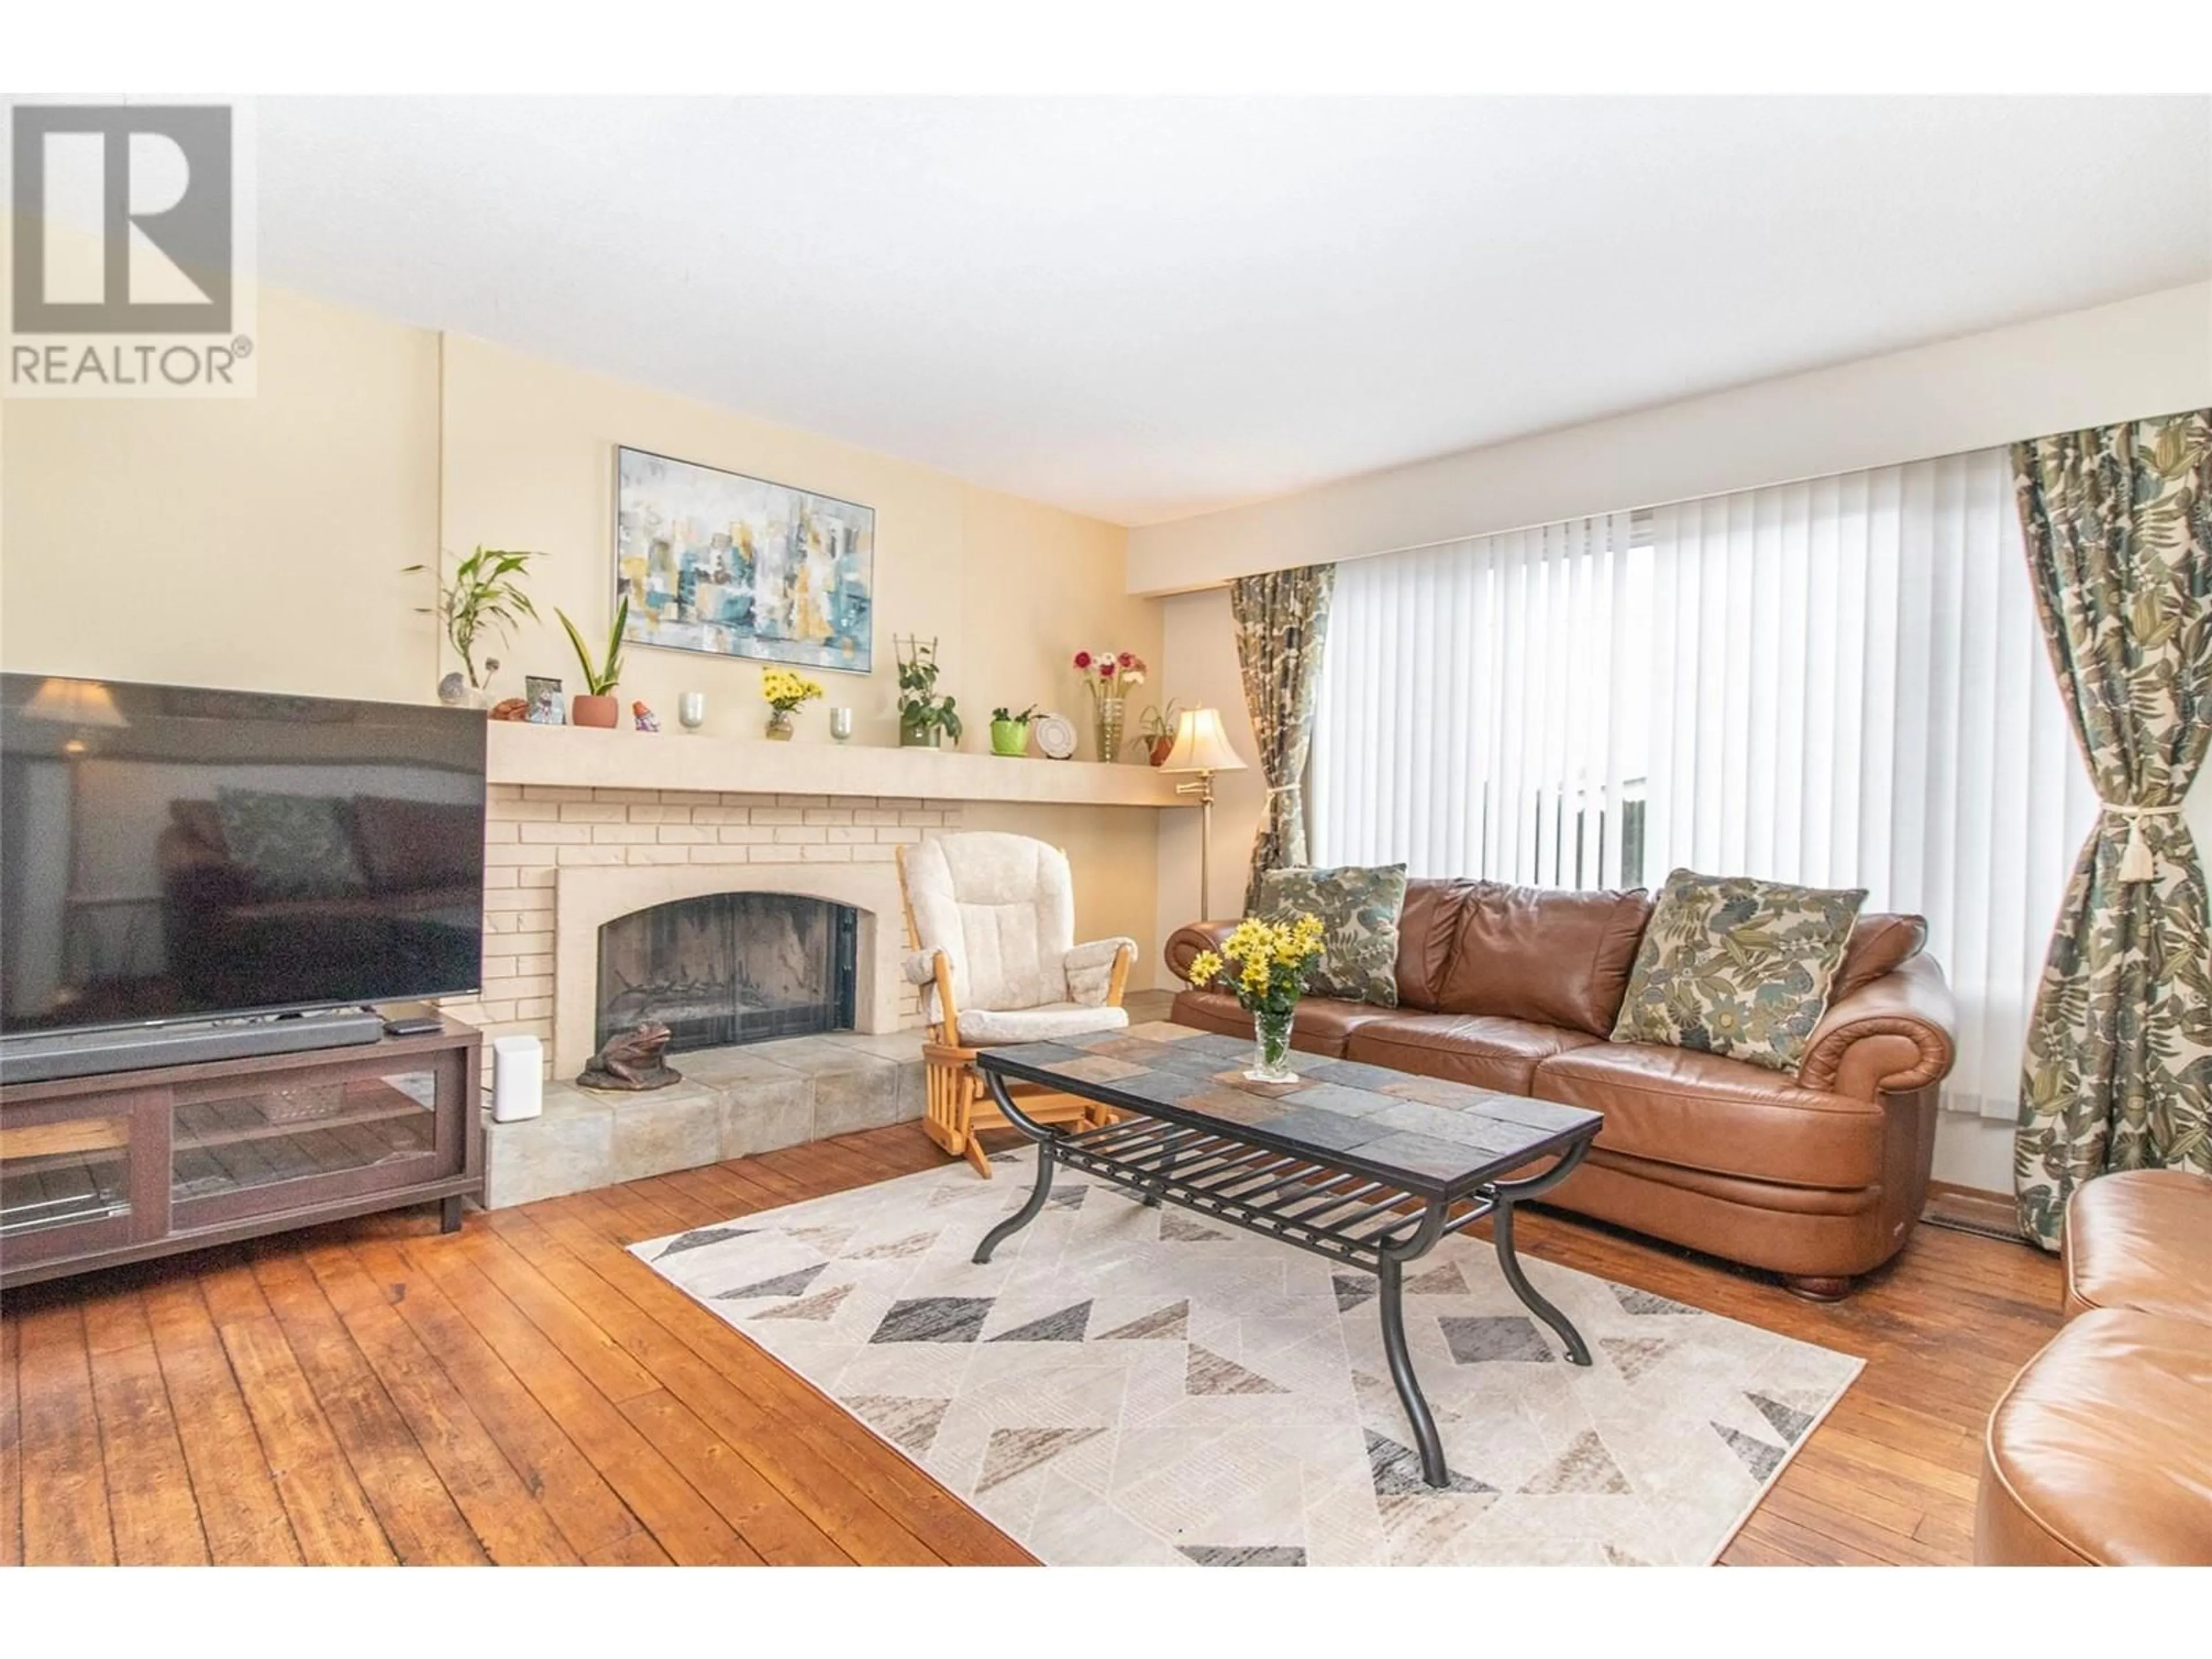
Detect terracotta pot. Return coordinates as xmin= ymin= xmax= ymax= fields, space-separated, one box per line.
xmin=571 ymin=693 xmax=620 ymax=729
xmin=1146 ymin=733 xmax=1175 ymax=767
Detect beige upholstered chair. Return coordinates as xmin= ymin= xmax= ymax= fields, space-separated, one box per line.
xmin=896 ymin=832 xmax=1136 ymax=1176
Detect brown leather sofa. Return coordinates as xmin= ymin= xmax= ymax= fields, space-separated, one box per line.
xmin=1165 ymin=878 xmax=1956 ymax=1298
xmin=1975 ymin=1169 xmax=2212 ymax=1565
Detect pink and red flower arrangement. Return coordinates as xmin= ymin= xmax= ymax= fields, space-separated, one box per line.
xmin=1073 ymin=648 xmax=1148 ymax=695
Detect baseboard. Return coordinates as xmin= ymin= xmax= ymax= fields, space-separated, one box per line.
xmin=1923 ymin=1180 xmax=2028 ymax=1243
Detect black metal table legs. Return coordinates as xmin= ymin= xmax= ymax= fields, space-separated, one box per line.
xmin=965 ymin=1066 xmax=1600 ymax=1491
xmin=1483 ymin=1140 xmax=1597 ymax=1368
xmin=974 ymin=1133 xmax=1056 ymax=1263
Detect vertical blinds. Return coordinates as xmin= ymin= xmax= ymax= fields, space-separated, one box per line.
xmin=1309 ymin=448 xmax=2098 ymax=1121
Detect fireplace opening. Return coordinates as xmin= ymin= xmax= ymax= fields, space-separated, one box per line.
xmin=595 ymin=892 xmax=859 ymax=1054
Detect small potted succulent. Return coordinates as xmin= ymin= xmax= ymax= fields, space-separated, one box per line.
xmin=896 ymin=637 xmax=962 ymax=749
xmin=989 ymin=704 xmax=1039 ymax=757
xmin=1133 ymin=699 xmax=1184 ymax=766
xmin=760 ymin=665 xmax=824 ymax=741
xmin=556 ymin=594 xmax=628 ymax=729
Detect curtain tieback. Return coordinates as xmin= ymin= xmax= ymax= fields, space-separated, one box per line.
xmin=2101 ymin=801 xmax=2186 ymax=884
xmin=1264 ymin=785 xmax=1299 ymax=797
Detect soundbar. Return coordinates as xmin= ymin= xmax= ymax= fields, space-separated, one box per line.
xmin=0 ymin=1008 xmax=388 ymax=1085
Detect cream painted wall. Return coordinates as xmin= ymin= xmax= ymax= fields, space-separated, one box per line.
xmin=1152 ymin=284 xmax=2212 ymax=1194
xmin=1128 ymin=281 xmax=2212 ymax=594
xmin=1 ymin=285 xmax=442 ymax=700
xmin=435 ymin=332 xmax=1164 ymax=976
xmin=1 ymin=291 xmax=1166 ymax=982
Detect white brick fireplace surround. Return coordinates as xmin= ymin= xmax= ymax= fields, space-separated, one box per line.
xmin=443 ymin=725 xmax=1176 ymax=1207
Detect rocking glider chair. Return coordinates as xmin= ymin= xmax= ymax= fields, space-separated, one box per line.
xmin=895 ymin=832 xmax=1136 ymax=1177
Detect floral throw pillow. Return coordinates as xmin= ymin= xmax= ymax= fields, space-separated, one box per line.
xmin=1610 ymin=869 xmax=1866 ymax=1073
xmin=1256 ymin=864 xmax=1408 ymax=1007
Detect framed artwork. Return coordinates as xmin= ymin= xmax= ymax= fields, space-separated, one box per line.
xmin=524 ymin=676 xmax=565 ymax=725
xmin=615 ymin=446 xmax=875 ymax=675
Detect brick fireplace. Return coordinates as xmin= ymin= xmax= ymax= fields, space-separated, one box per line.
xmin=442 ymin=783 xmax=964 ymax=1079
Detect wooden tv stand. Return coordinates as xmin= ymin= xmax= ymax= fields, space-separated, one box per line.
xmin=0 ymin=1018 xmax=481 ymax=1289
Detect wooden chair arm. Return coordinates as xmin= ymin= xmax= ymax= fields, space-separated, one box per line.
xmin=1107 ymin=941 xmax=1133 ymax=1009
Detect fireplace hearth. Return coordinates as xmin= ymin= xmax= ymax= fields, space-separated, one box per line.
xmin=596 ymin=892 xmax=858 ymax=1055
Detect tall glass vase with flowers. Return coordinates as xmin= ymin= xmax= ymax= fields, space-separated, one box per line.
xmin=1185 ymin=912 xmax=1327 ymax=1084
xmin=1072 ymin=648 xmax=1147 ymax=762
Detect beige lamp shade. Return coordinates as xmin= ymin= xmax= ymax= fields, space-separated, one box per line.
xmin=1160 ymin=706 xmax=1246 ymax=774
xmin=22 ymin=677 xmax=128 ymax=728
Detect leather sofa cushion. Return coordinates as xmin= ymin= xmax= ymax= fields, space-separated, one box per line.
xmin=1393 ymin=878 xmax=1472 ymax=1010
xmin=2062 ymin=1168 xmax=2212 ymax=1324
xmin=1833 ymin=912 xmax=1928 ymax=1001
xmin=1166 ymin=989 xmax=1396 ymax=1059
xmin=1532 ymin=1042 xmax=1884 ymax=1189
xmin=1438 ymin=881 xmax=1653 ymax=1036
xmin=1345 ymin=1014 xmax=1601 ymax=1096
xmin=1977 ymin=1308 xmax=2212 ymax=1565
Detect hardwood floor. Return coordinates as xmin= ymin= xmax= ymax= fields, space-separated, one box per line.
xmin=0 ymin=1117 xmax=2060 ymax=1567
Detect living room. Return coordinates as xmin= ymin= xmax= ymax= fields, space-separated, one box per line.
xmin=3 ymin=14 xmax=2209 ymax=1637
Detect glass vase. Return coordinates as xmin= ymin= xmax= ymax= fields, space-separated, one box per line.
xmin=765 ymin=707 xmax=795 ymax=741
xmin=1246 ymin=1003 xmax=1298 ymax=1084
xmin=1093 ymin=692 xmax=1126 ymax=763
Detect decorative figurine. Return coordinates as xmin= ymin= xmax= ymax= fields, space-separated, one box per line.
xmin=633 ymin=699 xmax=660 ymax=732
xmin=576 ymin=1022 xmax=682 ymax=1091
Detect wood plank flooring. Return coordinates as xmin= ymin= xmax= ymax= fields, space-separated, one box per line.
xmin=0 ymin=1118 xmax=2061 ymax=1566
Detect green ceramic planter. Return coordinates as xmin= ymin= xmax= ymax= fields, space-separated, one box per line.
xmin=989 ymin=719 xmax=1029 ymax=757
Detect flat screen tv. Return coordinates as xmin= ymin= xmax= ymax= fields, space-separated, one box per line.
xmin=0 ymin=676 xmax=486 ymax=1038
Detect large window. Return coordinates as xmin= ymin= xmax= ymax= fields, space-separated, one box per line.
xmin=1309 ymin=449 xmax=2097 ymax=1123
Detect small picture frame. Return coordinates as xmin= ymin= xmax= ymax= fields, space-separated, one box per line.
xmin=525 ymin=676 xmax=566 ymax=725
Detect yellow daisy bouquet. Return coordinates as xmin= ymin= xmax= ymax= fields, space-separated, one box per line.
xmin=761 ymin=666 xmax=826 ymax=713
xmin=1187 ymin=912 xmax=1326 ymax=1081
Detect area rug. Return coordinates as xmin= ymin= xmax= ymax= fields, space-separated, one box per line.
xmin=632 ymin=1150 xmax=1861 ymax=1565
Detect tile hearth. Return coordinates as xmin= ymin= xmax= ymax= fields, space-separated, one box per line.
xmin=482 ymin=1029 xmax=924 ymax=1208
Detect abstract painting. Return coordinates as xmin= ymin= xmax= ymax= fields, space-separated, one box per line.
xmin=615 ymin=446 xmax=874 ymax=673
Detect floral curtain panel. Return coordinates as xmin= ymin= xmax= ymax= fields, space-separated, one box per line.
xmin=2013 ymin=408 xmax=2212 ymax=1250
xmin=1228 ymin=564 xmax=1337 ymax=912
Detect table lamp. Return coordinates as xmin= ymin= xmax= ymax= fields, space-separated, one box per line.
xmin=1159 ymin=706 xmax=1248 ymax=919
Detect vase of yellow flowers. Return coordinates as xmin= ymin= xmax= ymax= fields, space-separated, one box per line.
xmin=760 ymin=665 xmax=824 ymax=740
xmin=1186 ymin=911 xmax=1326 ymax=1084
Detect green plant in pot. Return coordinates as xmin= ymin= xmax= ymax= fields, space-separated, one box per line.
xmin=403 ymin=545 xmax=540 ymax=706
xmin=556 ymin=594 xmax=628 ymax=729
xmin=1134 ymin=699 xmax=1183 ymax=766
xmin=989 ymin=704 xmax=1039 ymax=757
xmin=896 ymin=637 xmax=961 ymax=749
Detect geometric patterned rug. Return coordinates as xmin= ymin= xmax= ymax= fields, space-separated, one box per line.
xmin=633 ymin=1147 xmax=1861 ymax=1565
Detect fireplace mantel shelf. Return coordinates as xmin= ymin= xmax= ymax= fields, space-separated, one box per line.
xmin=486 ymin=722 xmax=1184 ymax=808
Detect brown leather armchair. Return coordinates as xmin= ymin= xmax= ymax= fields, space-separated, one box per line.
xmin=1165 ymin=877 xmax=1956 ymax=1298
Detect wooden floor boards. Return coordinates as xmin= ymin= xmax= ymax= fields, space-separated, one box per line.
xmin=0 ymin=1113 xmax=2061 ymax=1566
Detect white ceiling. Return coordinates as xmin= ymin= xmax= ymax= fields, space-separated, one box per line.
xmin=259 ymin=97 xmax=2212 ymax=527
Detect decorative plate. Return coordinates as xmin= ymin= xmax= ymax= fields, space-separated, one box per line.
xmin=1033 ymin=712 xmax=1078 ymax=760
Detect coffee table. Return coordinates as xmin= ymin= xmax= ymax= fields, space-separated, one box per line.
xmin=971 ymin=1022 xmax=1604 ymax=1488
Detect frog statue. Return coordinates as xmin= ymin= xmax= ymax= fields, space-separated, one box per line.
xmin=576 ymin=1021 xmax=683 ymax=1092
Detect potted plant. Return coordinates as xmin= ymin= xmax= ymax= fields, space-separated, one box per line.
xmin=556 ymin=594 xmax=628 ymax=728
xmin=1185 ymin=912 xmax=1327 ymax=1084
xmin=989 ymin=704 xmax=1039 ymax=757
xmin=760 ymin=665 xmax=824 ymax=740
xmin=1073 ymin=649 xmax=1146 ymax=762
xmin=403 ymin=545 xmax=540 ymax=706
xmin=1132 ymin=699 xmax=1183 ymax=766
xmin=896 ymin=637 xmax=962 ymax=749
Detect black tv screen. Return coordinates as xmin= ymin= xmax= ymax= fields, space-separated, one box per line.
xmin=0 ymin=676 xmax=486 ymax=1036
